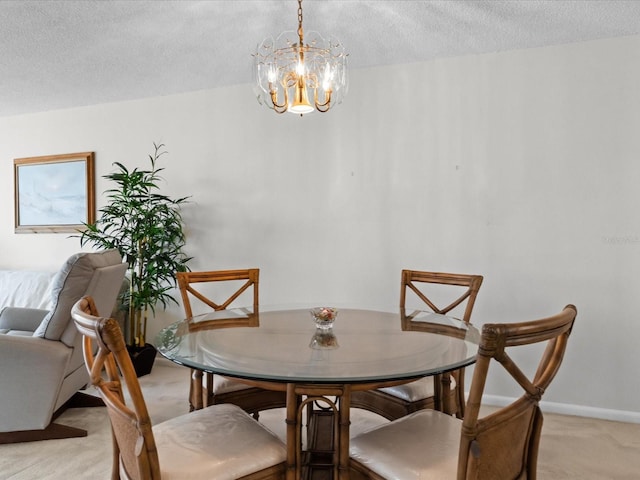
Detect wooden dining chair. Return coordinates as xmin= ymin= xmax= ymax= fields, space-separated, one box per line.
xmin=71 ymin=296 xmax=287 ymax=480
xmin=349 ymin=304 xmax=577 ymax=480
xmin=351 ymin=270 xmax=483 ymax=420
xmin=176 ymin=269 xmax=287 ymax=416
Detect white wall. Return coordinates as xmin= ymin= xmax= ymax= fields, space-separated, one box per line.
xmin=2 ymin=34 xmax=639 ymax=421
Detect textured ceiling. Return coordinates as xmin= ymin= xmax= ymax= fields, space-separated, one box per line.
xmin=1 ymin=0 xmax=640 ymax=117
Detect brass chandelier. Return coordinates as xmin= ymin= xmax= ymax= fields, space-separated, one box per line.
xmin=253 ymin=0 xmax=348 ymax=115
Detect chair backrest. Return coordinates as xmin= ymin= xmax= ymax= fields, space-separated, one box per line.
xmin=72 ymin=296 xmax=160 ymax=480
xmin=34 ymin=249 xmax=128 ymax=347
xmin=458 ymin=304 xmax=577 ymax=479
xmin=400 ymin=270 xmax=483 ymax=324
xmin=176 ymin=269 xmax=259 ymax=318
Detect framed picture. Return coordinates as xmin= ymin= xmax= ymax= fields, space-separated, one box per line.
xmin=14 ymin=152 xmax=95 ymax=234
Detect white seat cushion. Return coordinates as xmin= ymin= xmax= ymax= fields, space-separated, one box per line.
xmin=153 ymin=403 xmax=286 ymax=480
xmin=379 ymin=376 xmax=456 ymax=402
xmin=350 ymin=409 xmax=460 ymax=480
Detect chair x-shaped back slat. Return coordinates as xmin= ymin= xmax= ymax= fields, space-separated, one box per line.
xmin=177 ymin=269 xmax=259 ymax=318
xmin=400 ymin=270 xmax=483 ymax=323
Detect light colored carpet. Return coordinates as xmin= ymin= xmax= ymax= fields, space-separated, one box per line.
xmin=1 ymin=359 xmax=638 ymax=479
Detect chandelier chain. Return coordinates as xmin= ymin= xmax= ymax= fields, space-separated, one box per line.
xmin=297 ymin=0 xmax=304 ymax=44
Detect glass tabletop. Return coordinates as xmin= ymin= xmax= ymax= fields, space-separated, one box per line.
xmin=155 ymin=307 xmax=480 ymax=384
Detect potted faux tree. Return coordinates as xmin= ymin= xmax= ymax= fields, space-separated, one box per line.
xmin=78 ymin=143 xmax=191 ymax=375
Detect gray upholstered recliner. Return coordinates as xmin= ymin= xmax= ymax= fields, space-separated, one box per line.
xmin=0 ymin=249 xmax=127 ymax=444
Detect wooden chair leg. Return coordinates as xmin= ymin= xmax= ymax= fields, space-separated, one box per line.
xmin=433 ymin=373 xmax=443 ymax=411
xmin=204 ymin=372 xmax=214 ymax=408
xmin=189 ymin=368 xmax=204 ymax=411
xmin=440 ymin=373 xmax=455 ymax=415
xmin=455 ymin=369 xmax=466 ymax=418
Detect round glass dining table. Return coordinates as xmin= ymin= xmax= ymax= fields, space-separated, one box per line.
xmin=156 ymin=307 xmax=480 ymax=480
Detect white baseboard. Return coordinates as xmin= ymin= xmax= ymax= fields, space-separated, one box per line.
xmin=482 ymin=394 xmax=640 ymax=424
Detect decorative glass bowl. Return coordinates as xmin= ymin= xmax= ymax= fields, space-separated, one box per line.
xmin=310 ymin=307 xmax=338 ymax=330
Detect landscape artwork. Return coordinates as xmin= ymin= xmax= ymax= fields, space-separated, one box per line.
xmin=14 ymin=152 xmax=95 ymax=233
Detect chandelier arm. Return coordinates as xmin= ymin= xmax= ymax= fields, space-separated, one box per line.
xmin=314 ymin=89 xmax=332 ymax=113
xmin=269 ymin=81 xmax=289 ymax=113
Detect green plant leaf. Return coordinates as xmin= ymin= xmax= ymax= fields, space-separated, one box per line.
xmin=72 ymin=143 xmax=192 ymax=347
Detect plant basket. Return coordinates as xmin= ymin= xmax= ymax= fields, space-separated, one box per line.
xmin=127 ymin=343 xmax=157 ymax=377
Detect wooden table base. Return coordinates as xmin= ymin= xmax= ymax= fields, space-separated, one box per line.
xmin=303 ymin=409 xmax=336 ymax=480
xmin=286 ymin=384 xmax=351 ymax=480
